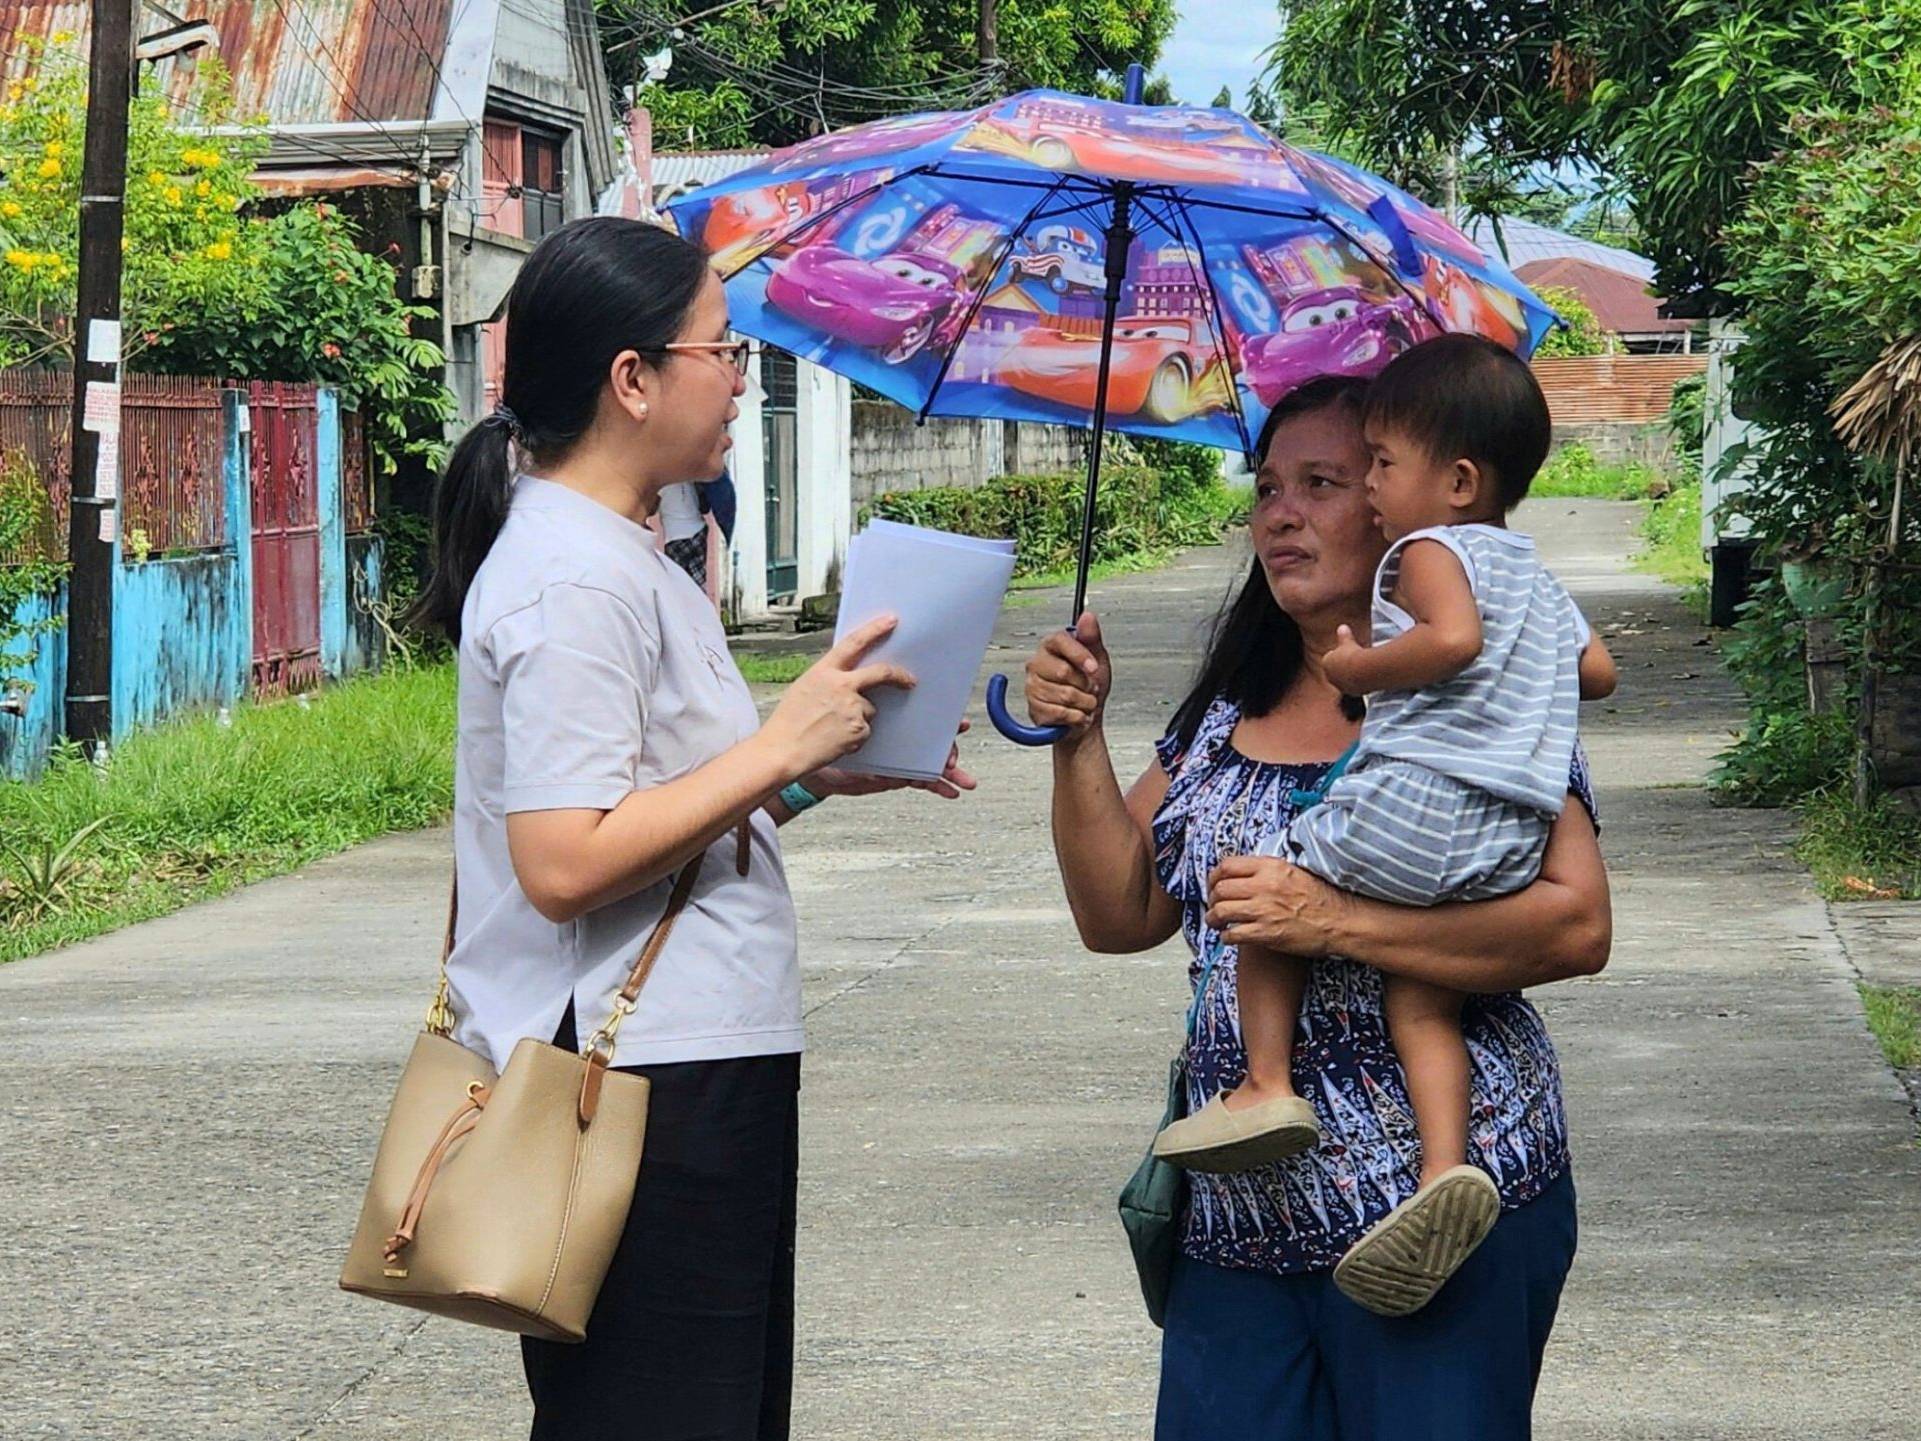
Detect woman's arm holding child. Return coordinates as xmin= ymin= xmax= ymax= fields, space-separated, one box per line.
xmin=1205 ymin=799 xmax=1611 ymax=991
xmin=1321 ymin=538 xmax=1483 ymax=696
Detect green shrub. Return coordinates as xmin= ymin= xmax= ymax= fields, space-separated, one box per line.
xmin=0 ymin=452 xmax=66 ymax=697
xmin=1532 ymin=285 xmax=1608 ymax=358
xmin=1666 ymin=372 xmax=1706 ymax=478
xmin=1711 ymin=705 xmax=1853 ymax=807
xmin=1129 ymin=437 xmax=1221 ymax=500
xmin=864 ymin=462 xmax=1238 ymax=580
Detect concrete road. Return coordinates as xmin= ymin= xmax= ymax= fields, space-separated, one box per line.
xmin=2 ymin=498 xmax=1916 ymax=1439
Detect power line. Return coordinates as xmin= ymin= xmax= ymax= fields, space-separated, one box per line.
xmin=261 ymin=0 xmax=433 ymax=175
xmin=360 ymin=0 xmax=518 ymax=187
xmin=597 ymin=0 xmax=1000 ymax=116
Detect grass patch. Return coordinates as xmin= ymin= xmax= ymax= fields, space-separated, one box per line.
xmin=1858 ymin=984 xmax=1921 ymax=1071
xmin=733 ymin=651 xmax=813 ymax=685
xmin=1796 ymin=786 xmax=1921 ymax=900
xmin=0 ymin=662 xmax=456 ymax=964
xmin=1533 ymin=443 xmax=1667 ymax=500
xmin=1634 ymin=480 xmax=1710 ymax=606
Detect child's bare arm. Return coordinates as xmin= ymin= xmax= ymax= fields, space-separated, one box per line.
xmin=1322 ymin=539 xmax=1482 ymax=696
xmin=1578 ymin=633 xmax=1618 ymax=700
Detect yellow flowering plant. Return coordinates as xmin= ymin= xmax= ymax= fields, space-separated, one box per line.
xmin=0 ymin=42 xmax=269 ymax=366
xmin=0 ymin=40 xmax=452 ymax=476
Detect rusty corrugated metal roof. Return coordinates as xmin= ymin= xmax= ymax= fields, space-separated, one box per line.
xmin=1 ymin=0 xmax=454 ymax=125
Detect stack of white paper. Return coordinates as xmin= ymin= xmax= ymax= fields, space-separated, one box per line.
xmin=832 ymin=518 xmax=1017 ymax=780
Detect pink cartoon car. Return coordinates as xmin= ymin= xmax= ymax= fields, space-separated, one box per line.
xmin=1239 ymin=288 xmax=1429 ymax=408
xmin=766 ymin=244 xmax=966 ymax=363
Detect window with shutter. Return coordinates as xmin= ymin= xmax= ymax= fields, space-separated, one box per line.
xmin=521 ymin=132 xmax=565 ymax=241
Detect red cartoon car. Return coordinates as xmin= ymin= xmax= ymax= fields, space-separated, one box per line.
xmin=961 ymin=101 xmax=1303 ymax=192
xmin=995 ymin=315 xmax=1229 ymax=421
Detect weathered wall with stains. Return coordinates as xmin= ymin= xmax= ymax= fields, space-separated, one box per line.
xmin=0 ymin=585 xmax=66 ymax=779
xmin=344 ymin=536 xmax=388 ymax=678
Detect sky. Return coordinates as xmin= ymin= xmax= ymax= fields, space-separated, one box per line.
xmin=1158 ymin=2 xmax=1275 ymax=108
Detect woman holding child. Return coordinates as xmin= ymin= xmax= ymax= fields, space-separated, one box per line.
xmin=1023 ymin=340 xmax=1615 ymax=1438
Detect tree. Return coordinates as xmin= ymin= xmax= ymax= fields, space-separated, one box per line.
xmin=1243 ymin=80 xmax=1280 ymax=130
xmin=1529 ymin=285 xmax=1606 ymax=358
xmin=0 ymin=40 xmax=453 ymax=476
xmin=1211 ymin=85 xmax=1234 ymax=108
xmin=604 ymin=0 xmax=1177 ymax=151
xmin=0 ymin=39 xmax=269 ymax=366
xmin=1262 ymin=0 xmax=1861 ymax=306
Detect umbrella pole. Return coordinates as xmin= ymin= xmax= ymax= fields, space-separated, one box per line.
xmin=983 ymin=178 xmax=1140 ymax=746
xmin=1070 ymin=180 xmax=1137 ymax=625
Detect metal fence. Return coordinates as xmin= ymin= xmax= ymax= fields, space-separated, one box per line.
xmin=0 ymin=369 xmax=71 ymax=564
xmin=0 ymin=370 xmax=232 ymax=563
xmin=122 ymin=374 xmax=228 ymax=553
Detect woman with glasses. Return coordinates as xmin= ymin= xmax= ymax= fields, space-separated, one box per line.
xmin=413 ymin=217 xmax=974 ymax=1440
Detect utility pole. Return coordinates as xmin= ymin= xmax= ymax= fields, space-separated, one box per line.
xmin=65 ymin=0 xmax=136 ymax=757
xmin=979 ymin=0 xmax=998 ymax=69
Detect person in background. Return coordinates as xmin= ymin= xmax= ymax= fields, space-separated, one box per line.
xmin=700 ymin=470 xmax=738 ymax=547
xmin=658 ymin=479 xmax=710 ymax=590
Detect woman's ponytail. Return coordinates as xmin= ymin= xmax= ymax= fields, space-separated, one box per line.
xmin=412 ymin=415 xmax=516 ymax=644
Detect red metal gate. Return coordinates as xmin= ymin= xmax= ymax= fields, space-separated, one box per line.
xmin=248 ymin=382 xmax=321 ymax=694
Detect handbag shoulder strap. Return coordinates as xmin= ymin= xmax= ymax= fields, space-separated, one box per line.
xmin=580 ymin=858 xmax=702 ymax=1062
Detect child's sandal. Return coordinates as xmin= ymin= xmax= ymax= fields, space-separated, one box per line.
xmin=1151 ymin=1093 xmax=1321 ymax=1173
xmin=1332 ymin=1164 xmax=1501 ymax=1316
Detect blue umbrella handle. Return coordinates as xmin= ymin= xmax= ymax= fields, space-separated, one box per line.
xmin=986 ymin=672 xmax=1067 ymax=746
xmin=987 ymin=620 xmax=1085 ymax=745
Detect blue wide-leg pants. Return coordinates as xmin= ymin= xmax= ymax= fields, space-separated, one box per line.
xmin=1155 ymin=1169 xmax=1577 ymax=1441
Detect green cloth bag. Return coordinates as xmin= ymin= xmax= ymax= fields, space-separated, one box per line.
xmin=1117 ymin=1052 xmax=1188 ymax=1328
xmin=1117 ymin=947 xmax=1221 ymax=1328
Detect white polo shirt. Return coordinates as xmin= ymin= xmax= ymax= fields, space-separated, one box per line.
xmin=447 ymin=475 xmax=802 ymax=1071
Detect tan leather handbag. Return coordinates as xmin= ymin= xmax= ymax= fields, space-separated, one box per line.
xmin=338 ymin=858 xmax=703 ymax=1343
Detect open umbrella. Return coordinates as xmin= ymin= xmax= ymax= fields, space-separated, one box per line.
xmin=665 ymin=66 xmax=1557 ymax=744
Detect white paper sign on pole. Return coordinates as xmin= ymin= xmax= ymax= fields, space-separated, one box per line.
xmin=82 ymin=380 xmax=121 ymax=434
xmin=94 ymin=430 xmax=119 ymax=500
xmin=86 ymin=318 xmax=122 ymax=365
xmin=99 ymin=506 xmax=118 ymax=544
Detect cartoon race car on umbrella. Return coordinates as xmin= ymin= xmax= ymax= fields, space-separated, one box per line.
xmin=765 ymin=243 xmax=968 ymax=363
xmin=994 ymin=315 xmax=1231 ymax=422
xmin=1239 ymin=288 xmax=1431 ymax=408
xmin=1010 ymin=224 xmax=1105 ymax=293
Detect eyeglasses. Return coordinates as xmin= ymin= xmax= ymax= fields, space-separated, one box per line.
xmin=646 ymin=340 xmax=755 ymax=375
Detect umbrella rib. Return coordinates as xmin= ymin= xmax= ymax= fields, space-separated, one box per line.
xmin=1153 ymin=193 xmax=1322 ymax=224
xmin=915 ymin=177 xmax=1074 ymax=423
xmin=1144 ymin=191 xmax=1256 ymax=460
xmin=1309 ymin=208 xmax=1450 ymax=334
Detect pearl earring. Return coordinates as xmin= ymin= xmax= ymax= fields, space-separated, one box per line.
xmin=636 ymin=402 xmax=649 ymax=418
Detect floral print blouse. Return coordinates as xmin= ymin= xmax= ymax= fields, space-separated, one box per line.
xmin=1151 ymin=695 xmax=1593 ymax=1274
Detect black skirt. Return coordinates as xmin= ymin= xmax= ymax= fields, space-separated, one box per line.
xmin=523 ymin=1007 xmax=801 ymax=1441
